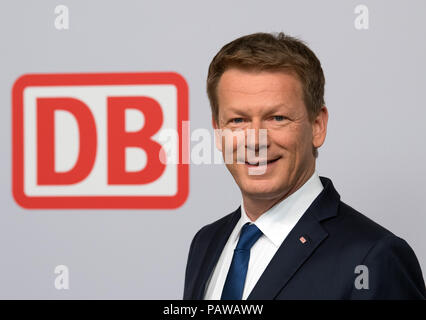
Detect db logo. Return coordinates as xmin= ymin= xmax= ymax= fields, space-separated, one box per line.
xmin=12 ymin=73 xmax=189 ymax=209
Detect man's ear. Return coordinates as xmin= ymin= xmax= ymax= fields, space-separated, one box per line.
xmin=312 ymin=106 xmax=328 ymax=149
xmin=212 ymin=116 xmax=222 ymax=151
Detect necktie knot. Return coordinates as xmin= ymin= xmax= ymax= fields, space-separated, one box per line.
xmin=236 ymin=223 xmax=263 ymax=251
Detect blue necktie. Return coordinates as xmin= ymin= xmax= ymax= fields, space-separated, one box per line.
xmin=221 ymin=223 xmax=263 ymax=300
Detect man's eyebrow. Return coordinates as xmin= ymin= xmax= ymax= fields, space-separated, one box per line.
xmin=223 ymin=103 xmax=290 ymax=114
xmin=263 ymin=103 xmax=290 ymax=113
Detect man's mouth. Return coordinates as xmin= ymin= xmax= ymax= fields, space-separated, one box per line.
xmin=245 ymin=156 xmax=281 ymax=167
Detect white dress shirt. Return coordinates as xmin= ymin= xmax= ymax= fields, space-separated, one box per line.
xmin=203 ymin=171 xmax=324 ymax=300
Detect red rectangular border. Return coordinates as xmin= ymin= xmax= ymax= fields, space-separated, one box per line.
xmin=12 ymin=72 xmax=189 ymax=209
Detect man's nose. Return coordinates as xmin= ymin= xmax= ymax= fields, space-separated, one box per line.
xmin=246 ymin=120 xmax=269 ymax=152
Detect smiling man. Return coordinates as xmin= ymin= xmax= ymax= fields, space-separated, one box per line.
xmin=183 ymin=32 xmax=425 ymax=300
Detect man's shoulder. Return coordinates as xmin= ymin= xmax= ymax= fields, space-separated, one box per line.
xmin=328 ymin=200 xmax=403 ymax=253
xmin=336 ymin=201 xmax=395 ymax=238
xmin=336 ymin=202 xmax=426 ymax=299
xmin=193 ymin=207 xmax=240 ymax=243
xmin=317 ymin=176 xmax=399 ymax=247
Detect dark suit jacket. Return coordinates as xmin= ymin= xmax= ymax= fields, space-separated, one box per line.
xmin=183 ymin=176 xmax=426 ymax=299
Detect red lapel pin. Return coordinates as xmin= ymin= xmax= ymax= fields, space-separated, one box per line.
xmin=299 ymin=236 xmax=307 ymax=244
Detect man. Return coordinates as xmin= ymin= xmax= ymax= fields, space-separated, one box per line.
xmin=183 ymin=32 xmax=426 ymax=299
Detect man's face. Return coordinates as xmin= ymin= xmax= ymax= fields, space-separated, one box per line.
xmin=213 ymin=68 xmax=327 ymax=201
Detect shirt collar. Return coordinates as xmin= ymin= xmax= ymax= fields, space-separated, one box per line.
xmin=238 ymin=171 xmax=324 ymax=247
xmin=231 ymin=206 xmax=253 ymax=244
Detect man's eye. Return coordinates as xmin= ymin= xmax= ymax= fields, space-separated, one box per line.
xmin=231 ymin=118 xmax=244 ymax=123
xmin=273 ymin=115 xmax=286 ymax=121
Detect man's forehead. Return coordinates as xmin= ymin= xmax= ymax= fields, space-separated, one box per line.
xmin=218 ymin=68 xmax=303 ymax=98
xmin=217 ymin=69 xmax=303 ymax=112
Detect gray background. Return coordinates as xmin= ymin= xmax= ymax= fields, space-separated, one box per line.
xmin=0 ymin=0 xmax=425 ymax=299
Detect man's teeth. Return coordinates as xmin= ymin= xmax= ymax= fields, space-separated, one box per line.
xmin=246 ymin=158 xmax=278 ymax=166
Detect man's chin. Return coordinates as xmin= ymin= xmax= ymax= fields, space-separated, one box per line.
xmin=239 ymin=182 xmax=284 ymax=199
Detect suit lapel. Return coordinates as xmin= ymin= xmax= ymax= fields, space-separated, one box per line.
xmin=248 ymin=176 xmax=340 ymax=299
xmin=191 ymin=208 xmax=241 ymax=299
xmin=247 ymin=211 xmax=328 ymax=299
